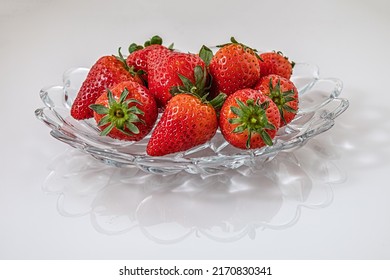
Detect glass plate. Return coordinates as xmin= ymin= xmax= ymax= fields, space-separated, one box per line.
xmin=35 ymin=63 xmax=349 ymax=175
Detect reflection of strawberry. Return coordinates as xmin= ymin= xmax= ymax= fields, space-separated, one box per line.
xmin=147 ymin=51 xmax=206 ymax=107
xmin=90 ymin=80 xmax=157 ymax=141
xmin=254 ymin=74 xmax=298 ymax=126
xmin=219 ymin=88 xmax=280 ymax=149
xmin=258 ymin=51 xmax=294 ymax=79
xmin=71 ymin=53 xmax=142 ymax=120
xmin=146 ymin=66 xmax=226 ymax=156
xmin=209 ymin=37 xmax=260 ymax=96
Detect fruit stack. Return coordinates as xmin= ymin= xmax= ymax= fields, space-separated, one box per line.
xmin=70 ymin=36 xmax=298 ymax=156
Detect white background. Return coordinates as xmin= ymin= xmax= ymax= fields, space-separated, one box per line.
xmin=1 ymin=0 xmax=389 ymax=260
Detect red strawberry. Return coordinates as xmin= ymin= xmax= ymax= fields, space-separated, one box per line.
xmin=258 ymin=51 xmax=295 ymax=79
xmin=71 ymin=52 xmax=143 ymax=120
xmin=209 ymin=37 xmax=260 ymax=96
xmin=147 ymin=51 xmax=206 ymax=107
xmin=146 ymin=66 xmax=226 ymax=156
xmin=90 ymin=80 xmax=157 ymax=141
xmin=254 ymin=74 xmax=298 ymax=126
xmin=219 ymin=88 xmax=280 ymax=149
xmin=126 ymin=35 xmax=171 ymax=82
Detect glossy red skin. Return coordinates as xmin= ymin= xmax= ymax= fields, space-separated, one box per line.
xmin=71 ymin=56 xmax=141 ymax=120
xmin=254 ymin=74 xmax=299 ymax=126
xmin=219 ymin=89 xmax=280 ymax=149
xmin=146 ymin=94 xmax=218 ymax=156
xmin=258 ymin=52 xmax=293 ymax=79
xmin=209 ymin=44 xmax=260 ymax=97
xmin=147 ymin=51 xmax=206 ymax=107
xmin=94 ymin=80 xmax=158 ymax=141
xmin=126 ymin=44 xmax=169 ymax=81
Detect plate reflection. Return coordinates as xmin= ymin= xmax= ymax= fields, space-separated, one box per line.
xmin=42 ymin=136 xmax=346 ymax=244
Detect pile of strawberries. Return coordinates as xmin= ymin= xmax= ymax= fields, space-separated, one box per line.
xmin=70 ymin=36 xmax=298 ymax=156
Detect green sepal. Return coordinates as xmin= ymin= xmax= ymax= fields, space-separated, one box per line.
xmin=233 ymin=125 xmax=246 ymax=134
xmin=284 ymin=96 xmax=296 ymax=103
xmin=199 ymin=45 xmax=213 ymax=66
xmin=114 ymin=47 xmax=130 ymax=71
xmin=208 ymin=93 xmax=227 ymax=110
xmin=89 ymin=87 xmax=145 ymax=137
xmin=125 ymin=122 xmax=140 ymax=134
xmin=107 ymin=89 xmax=116 ymax=107
xmin=100 ymin=122 xmax=115 ymax=136
xmin=128 ymin=43 xmax=143 ymax=54
xmin=283 ymin=104 xmax=297 ymax=113
xmin=170 ymin=66 xmax=208 ymax=98
xmin=127 ymin=105 xmax=144 ymax=116
xmin=97 ymin=115 xmax=111 ymax=126
xmin=230 ymin=106 xmax=243 ymax=117
xmin=264 ymin=122 xmax=276 ymax=130
xmin=119 ymin=88 xmax=129 ymax=103
xmin=124 ymin=98 xmax=142 ymax=107
xmin=229 ymin=97 xmax=277 ymax=149
xmin=177 ymin=73 xmax=195 ymax=92
xmin=89 ymin=104 xmax=109 ymax=115
xmin=260 ymin=130 xmax=273 ymax=146
xmin=146 ymin=35 xmax=163 ymax=46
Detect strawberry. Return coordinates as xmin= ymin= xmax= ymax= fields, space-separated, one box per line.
xmin=254 ymin=74 xmax=298 ymax=126
xmin=146 ymin=66 xmax=226 ymax=156
xmin=70 ymin=51 xmax=143 ymax=120
xmin=258 ymin=51 xmax=295 ymax=79
xmin=209 ymin=37 xmax=260 ymax=96
xmin=219 ymin=88 xmax=280 ymax=149
xmin=147 ymin=51 xmax=206 ymax=107
xmin=90 ymin=80 xmax=157 ymax=141
xmin=126 ymin=35 xmax=171 ymax=82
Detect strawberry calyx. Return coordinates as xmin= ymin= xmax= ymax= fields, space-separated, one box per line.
xmin=170 ymin=65 xmax=227 ymax=109
xmin=229 ymin=98 xmax=276 ymax=148
xmin=128 ymin=35 xmax=163 ymax=53
xmin=267 ymin=77 xmax=297 ymax=125
xmin=128 ymin=35 xmax=174 ymax=53
xmin=89 ymin=88 xmax=144 ymax=137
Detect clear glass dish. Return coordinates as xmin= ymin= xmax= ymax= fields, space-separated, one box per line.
xmin=35 ymin=63 xmax=349 ymax=175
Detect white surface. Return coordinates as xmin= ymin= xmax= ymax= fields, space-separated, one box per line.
xmin=1 ymin=0 xmax=389 ymax=259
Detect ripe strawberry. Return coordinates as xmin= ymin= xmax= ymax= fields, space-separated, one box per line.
xmin=126 ymin=35 xmax=171 ymax=82
xmin=147 ymin=51 xmax=206 ymax=107
xmin=71 ymin=52 xmax=143 ymax=120
xmin=146 ymin=66 xmax=226 ymax=156
xmin=254 ymin=74 xmax=298 ymax=126
xmin=219 ymin=88 xmax=280 ymax=149
xmin=258 ymin=51 xmax=295 ymax=79
xmin=90 ymin=80 xmax=157 ymax=141
xmin=209 ymin=37 xmax=260 ymax=96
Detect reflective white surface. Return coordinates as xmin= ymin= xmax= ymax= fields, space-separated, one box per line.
xmin=1 ymin=0 xmax=390 ymax=259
